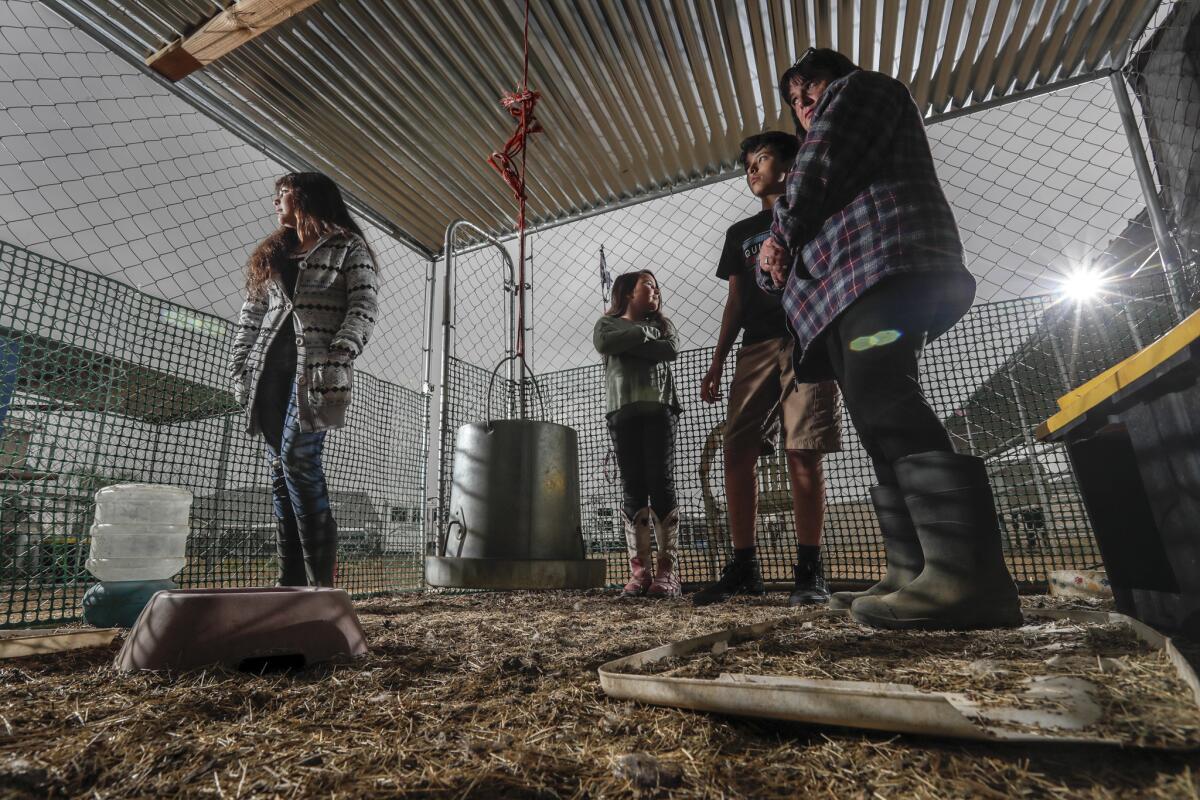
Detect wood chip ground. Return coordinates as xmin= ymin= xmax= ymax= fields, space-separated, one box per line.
xmin=1 ymin=592 xmax=1198 ymax=798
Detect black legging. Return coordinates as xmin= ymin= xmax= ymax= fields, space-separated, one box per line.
xmin=608 ymin=406 xmax=678 ymax=520
xmin=823 ymin=274 xmax=956 ymax=486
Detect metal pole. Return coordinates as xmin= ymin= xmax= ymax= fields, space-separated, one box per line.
xmin=1118 ymin=295 xmax=1145 ymax=351
xmin=215 ymin=412 xmax=233 ymax=494
xmin=1008 ymin=369 xmax=1054 ymax=544
xmin=1039 ymin=303 xmax=1074 ymax=391
xmin=420 ymin=255 xmax=438 ymax=395
xmin=1046 ymin=331 xmax=1073 ymax=392
xmin=417 ymin=251 xmax=436 ymax=551
xmin=434 ymin=223 xmax=458 ymax=551
xmin=1110 ymin=71 xmax=1189 ymax=322
xmin=520 ymin=236 xmax=532 ymax=419
xmin=507 ymin=249 xmax=518 ymax=420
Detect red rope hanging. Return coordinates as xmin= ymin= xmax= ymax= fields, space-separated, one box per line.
xmin=488 ymin=89 xmax=542 ymax=209
xmin=487 ymin=0 xmax=541 ymax=361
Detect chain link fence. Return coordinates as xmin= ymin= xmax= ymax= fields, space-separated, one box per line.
xmin=436 ymin=5 xmax=1198 ymax=589
xmin=3 ymin=0 xmax=1198 ymax=617
xmin=0 ymin=0 xmax=433 ymax=626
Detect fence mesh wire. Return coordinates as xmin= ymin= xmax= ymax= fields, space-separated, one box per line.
xmin=0 ymin=0 xmax=433 ymax=627
xmin=0 ymin=240 xmax=429 ymax=627
xmin=444 ymin=267 xmax=1183 ymax=589
xmin=437 ymin=11 xmax=1198 ymax=589
xmin=4 ymin=0 xmax=1199 ymax=615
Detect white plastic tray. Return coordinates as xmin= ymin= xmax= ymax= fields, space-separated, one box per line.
xmin=598 ymin=610 xmax=1200 ymax=748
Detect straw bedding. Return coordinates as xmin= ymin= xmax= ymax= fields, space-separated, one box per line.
xmin=1 ymin=592 xmax=1198 ymax=798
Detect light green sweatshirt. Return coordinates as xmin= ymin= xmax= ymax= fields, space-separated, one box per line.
xmin=593 ymin=315 xmax=682 ymax=421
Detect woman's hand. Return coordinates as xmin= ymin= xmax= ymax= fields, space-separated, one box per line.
xmin=759 ymin=238 xmax=789 ymax=288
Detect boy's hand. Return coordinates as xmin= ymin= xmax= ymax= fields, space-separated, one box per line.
xmin=759 ymin=238 xmax=788 ymax=287
xmin=700 ymin=362 xmax=723 ymax=403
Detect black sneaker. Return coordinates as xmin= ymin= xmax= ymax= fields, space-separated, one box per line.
xmin=788 ymin=550 xmax=829 ymax=607
xmin=691 ymin=558 xmax=766 ymax=606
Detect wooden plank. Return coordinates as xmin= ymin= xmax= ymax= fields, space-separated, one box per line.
xmin=0 ymin=628 xmax=118 ymax=659
xmin=147 ymin=0 xmax=323 ymax=81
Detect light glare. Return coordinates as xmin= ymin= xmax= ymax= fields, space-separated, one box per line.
xmin=1060 ymin=267 xmax=1108 ymax=303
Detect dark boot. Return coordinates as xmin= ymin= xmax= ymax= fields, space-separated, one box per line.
xmin=788 ymin=545 xmax=829 ymax=606
xmin=691 ymin=555 xmax=765 ymax=606
xmin=830 ymin=486 xmax=923 ymax=610
xmin=275 ymin=516 xmax=307 ymax=587
xmin=297 ymin=509 xmax=338 ymax=588
xmin=851 ymin=452 xmax=1021 ymax=630
xmin=270 ymin=456 xmax=306 ymax=587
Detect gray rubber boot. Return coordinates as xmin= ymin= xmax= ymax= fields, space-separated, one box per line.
xmin=850 ymin=452 xmax=1022 ymax=630
xmin=829 ymin=486 xmax=923 ymax=610
xmin=275 ymin=516 xmax=307 ymax=587
xmin=297 ymin=509 xmax=339 ymax=588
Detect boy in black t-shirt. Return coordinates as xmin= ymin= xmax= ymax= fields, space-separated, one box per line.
xmin=693 ymin=132 xmax=842 ymax=606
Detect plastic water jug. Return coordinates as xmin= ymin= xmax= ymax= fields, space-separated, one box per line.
xmin=85 ymin=483 xmax=192 ymax=582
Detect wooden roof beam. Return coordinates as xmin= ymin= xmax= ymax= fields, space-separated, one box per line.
xmin=147 ymin=0 xmax=323 ymax=81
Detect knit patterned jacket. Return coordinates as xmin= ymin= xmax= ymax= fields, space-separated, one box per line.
xmin=229 ymin=231 xmax=379 ymax=434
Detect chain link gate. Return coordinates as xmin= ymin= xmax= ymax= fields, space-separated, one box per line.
xmin=430 ymin=221 xmax=519 ymax=559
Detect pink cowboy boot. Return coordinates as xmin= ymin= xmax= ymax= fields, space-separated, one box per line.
xmin=647 ymin=508 xmax=681 ymax=598
xmin=620 ymin=507 xmax=654 ymax=597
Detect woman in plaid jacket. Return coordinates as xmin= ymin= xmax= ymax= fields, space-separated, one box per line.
xmin=758 ymin=49 xmax=1019 ymax=631
xmin=229 ymin=172 xmax=379 ymax=588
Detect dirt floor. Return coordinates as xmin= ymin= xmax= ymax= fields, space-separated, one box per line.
xmin=2 ymin=592 xmax=1199 ymax=799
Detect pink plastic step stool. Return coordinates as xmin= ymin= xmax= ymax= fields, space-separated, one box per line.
xmin=115 ymin=587 xmax=368 ymax=672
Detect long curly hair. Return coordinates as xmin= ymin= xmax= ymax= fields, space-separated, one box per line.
xmin=605 ymin=270 xmax=669 ymax=335
xmin=244 ymin=172 xmax=372 ymax=299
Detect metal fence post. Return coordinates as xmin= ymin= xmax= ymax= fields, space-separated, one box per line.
xmin=434 ymin=223 xmax=458 ymax=553
xmin=1110 ymin=70 xmax=1189 ymax=323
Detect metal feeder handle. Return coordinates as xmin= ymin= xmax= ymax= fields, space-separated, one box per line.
xmin=440 ymin=514 xmax=465 ymax=558
xmin=485 ymin=353 xmax=549 ymax=423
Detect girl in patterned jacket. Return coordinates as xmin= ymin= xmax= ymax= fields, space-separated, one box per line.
xmin=229 ymin=172 xmax=380 ymax=587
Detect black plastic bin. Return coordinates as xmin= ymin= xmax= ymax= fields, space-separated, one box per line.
xmin=1038 ymin=312 xmax=1200 ymax=636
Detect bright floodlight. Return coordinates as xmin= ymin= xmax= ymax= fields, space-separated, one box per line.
xmin=1059 ymin=266 xmax=1107 ymax=303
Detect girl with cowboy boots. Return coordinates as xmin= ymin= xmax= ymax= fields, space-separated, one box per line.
xmin=229 ymin=172 xmax=379 ymax=588
xmin=757 ymin=49 xmax=1020 ymax=630
xmin=593 ymin=271 xmax=683 ymax=598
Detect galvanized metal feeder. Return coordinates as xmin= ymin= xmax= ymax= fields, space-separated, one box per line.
xmin=423 ymin=221 xmax=605 ymax=590
xmin=426 ymin=417 xmax=605 ymax=589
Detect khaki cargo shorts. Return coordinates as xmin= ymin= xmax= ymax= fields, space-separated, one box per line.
xmin=724 ymin=337 xmax=842 ymax=455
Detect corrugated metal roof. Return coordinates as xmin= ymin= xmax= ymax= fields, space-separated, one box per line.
xmin=42 ymin=0 xmax=1161 ymax=256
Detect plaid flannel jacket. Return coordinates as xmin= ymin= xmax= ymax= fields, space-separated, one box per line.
xmin=758 ymin=69 xmax=975 ymax=379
